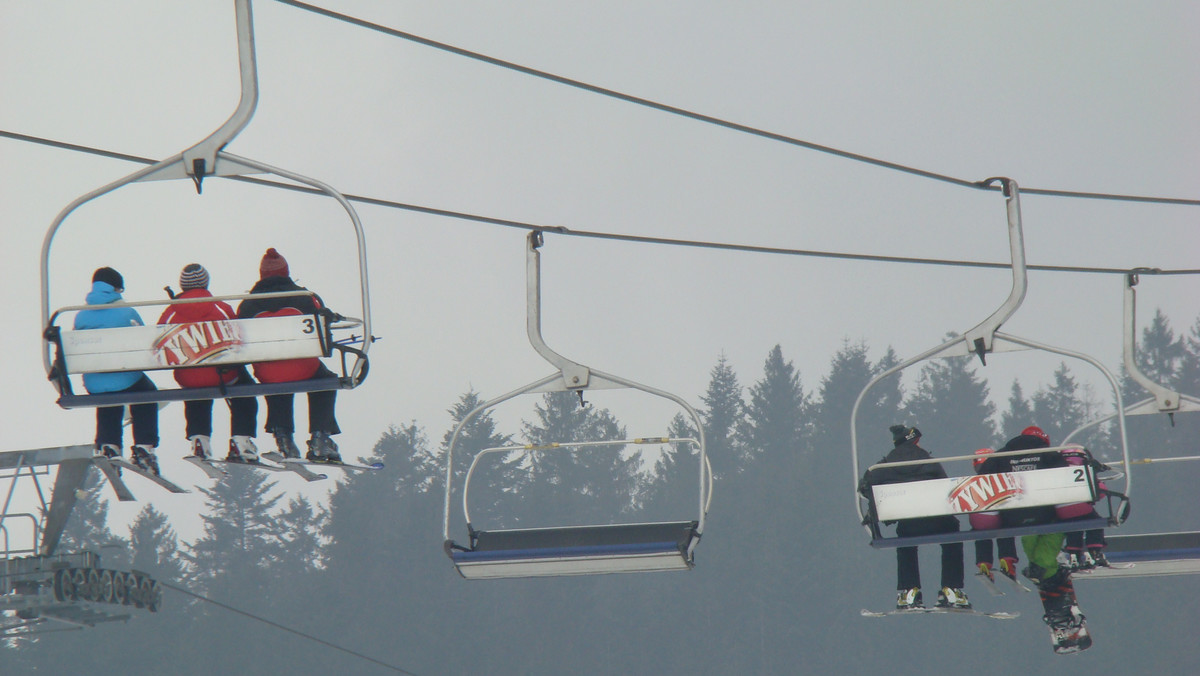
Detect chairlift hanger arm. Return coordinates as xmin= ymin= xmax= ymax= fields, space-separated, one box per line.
xmin=526 ymin=231 xmax=590 ymax=388
xmin=181 ymin=0 xmax=258 ymax=192
xmin=1121 ymin=272 xmax=1200 ymax=415
xmin=964 ymin=177 xmax=1027 ymax=360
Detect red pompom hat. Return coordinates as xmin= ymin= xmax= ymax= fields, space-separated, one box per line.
xmin=259 ymin=248 xmax=289 ymax=279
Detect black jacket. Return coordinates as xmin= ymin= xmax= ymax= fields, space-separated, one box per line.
xmin=860 ymin=439 xmax=947 ymax=495
xmin=978 ymin=433 xmax=1066 ymax=474
xmin=236 ymin=275 xmax=325 ymax=319
xmin=980 ymin=433 xmax=1063 ymax=526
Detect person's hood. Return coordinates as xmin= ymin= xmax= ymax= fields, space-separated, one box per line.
xmin=250 ymin=275 xmax=299 ymax=292
xmin=176 ymin=288 xmax=214 ymax=299
xmin=85 ymin=281 xmax=123 ymax=305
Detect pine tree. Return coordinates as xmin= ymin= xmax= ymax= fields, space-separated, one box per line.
xmin=699 ymin=352 xmax=746 ymax=473
xmin=999 ymin=380 xmax=1035 ymax=442
xmin=440 ymin=390 xmax=515 ymax=526
xmin=55 ymin=472 xmax=130 ymax=567
xmin=812 ymin=340 xmax=874 ymax=463
xmin=1029 ymin=362 xmax=1091 ymax=445
xmin=183 ymin=471 xmax=284 ymax=594
xmin=513 ymin=391 xmax=639 ymax=526
xmin=273 ymin=495 xmax=329 ymax=577
xmin=901 ymin=338 xmax=995 ymax=461
xmin=127 ymin=504 xmax=186 ymax=581
xmin=641 ymin=411 xmax=703 ymax=519
xmin=739 ymin=344 xmax=809 ymax=463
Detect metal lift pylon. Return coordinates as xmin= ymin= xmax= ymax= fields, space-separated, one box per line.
xmin=1 ymin=445 xmax=163 ymax=637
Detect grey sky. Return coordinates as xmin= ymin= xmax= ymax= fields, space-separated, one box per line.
xmin=2 ymin=1 xmax=1198 ymax=535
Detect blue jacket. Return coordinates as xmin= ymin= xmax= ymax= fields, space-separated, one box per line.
xmin=73 ymin=281 xmax=146 ymax=393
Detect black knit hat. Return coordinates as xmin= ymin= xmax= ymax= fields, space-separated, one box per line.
xmin=92 ymin=267 xmax=123 ymax=291
xmin=890 ymin=424 xmax=921 ymax=446
xmin=179 ymin=263 xmax=210 ymax=290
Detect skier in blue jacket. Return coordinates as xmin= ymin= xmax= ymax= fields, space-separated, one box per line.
xmin=73 ymin=267 xmax=160 ymax=474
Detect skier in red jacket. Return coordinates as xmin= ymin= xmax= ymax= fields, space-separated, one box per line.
xmin=158 ymin=264 xmax=259 ymax=462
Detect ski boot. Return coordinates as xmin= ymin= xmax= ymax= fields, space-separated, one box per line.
xmin=1085 ymin=548 xmax=1109 ymax=568
xmin=936 ymin=587 xmax=972 ymax=610
xmin=1064 ymin=549 xmax=1091 ymax=573
xmin=94 ymin=443 xmax=121 ymax=460
xmin=131 ymin=445 xmax=160 ymax=476
xmin=978 ymin=562 xmax=994 ymax=583
xmin=227 ymin=436 xmax=260 ymax=464
xmin=895 ymin=587 xmax=923 ymax=610
xmin=998 ymin=556 xmax=1019 ymax=581
xmin=306 ymin=432 xmax=342 ymax=464
xmin=273 ymin=432 xmax=302 ymax=459
xmin=188 ymin=435 xmax=213 ymax=461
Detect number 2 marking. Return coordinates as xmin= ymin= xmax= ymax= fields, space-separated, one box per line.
xmin=1072 ymin=468 xmax=1085 ymax=482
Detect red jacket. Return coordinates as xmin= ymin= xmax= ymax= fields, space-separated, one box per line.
xmin=157 ymin=289 xmax=241 ymax=388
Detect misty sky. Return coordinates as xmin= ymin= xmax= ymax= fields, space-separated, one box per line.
xmin=2 ymin=1 xmax=1198 ymax=537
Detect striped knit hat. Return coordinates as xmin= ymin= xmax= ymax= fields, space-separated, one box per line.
xmin=179 ymin=263 xmax=210 ymax=290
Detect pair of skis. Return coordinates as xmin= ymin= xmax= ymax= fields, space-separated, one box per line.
xmin=93 ymin=452 xmax=385 ymax=502
xmin=184 ymin=452 xmax=383 ymax=482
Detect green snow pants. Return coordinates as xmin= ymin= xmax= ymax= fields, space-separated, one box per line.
xmin=1021 ymin=532 xmax=1066 ymax=578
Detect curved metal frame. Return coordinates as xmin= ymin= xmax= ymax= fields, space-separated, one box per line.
xmin=849 ymin=178 xmax=1131 ymax=536
xmin=442 ymin=232 xmax=711 ymax=555
xmin=1063 ymin=271 xmax=1200 ymax=446
xmin=39 ymin=0 xmax=371 ymax=393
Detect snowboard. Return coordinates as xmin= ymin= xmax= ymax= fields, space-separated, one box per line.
xmin=861 ymin=607 xmax=1018 ymax=620
xmin=1050 ymin=618 xmax=1093 ymax=654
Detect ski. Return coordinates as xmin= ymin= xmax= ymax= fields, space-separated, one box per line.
xmin=1071 ymin=562 xmax=1136 ymax=574
xmin=997 ymin=568 xmax=1032 ymax=592
xmin=184 ymin=455 xmax=326 ymax=482
xmin=263 ymin=457 xmax=327 ymax=482
xmin=861 ymin=607 xmax=1019 ymax=620
xmin=262 ymin=452 xmax=383 ymax=473
xmin=91 ymin=457 xmax=136 ymax=502
xmin=107 ymin=459 xmax=189 ymax=494
xmin=183 ymin=455 xmax=227 ymax=479
xmin=974 ymin=571 xmax=1004 ymax=596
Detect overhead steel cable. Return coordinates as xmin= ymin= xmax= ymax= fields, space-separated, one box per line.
xmin=272 ymin=0 xmax=1200 ymax=208
xmin=3 ymin=129 xmax=1199 ymax=276
xmin=160 ymin=581 xmax=420 ymax=675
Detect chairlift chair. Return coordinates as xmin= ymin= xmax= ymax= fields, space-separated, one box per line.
xmin=1062 ymin=273 xmax=1200 ymax=579
xmin=442 ymin=232 xmax=712 ymax=579
xmin=851 ymin=178 xmax=1131 ymax=549
xmin=40 ymin=0 xmax=372 ymax=410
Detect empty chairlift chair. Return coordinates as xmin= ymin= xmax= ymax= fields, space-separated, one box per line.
xmin=442 ymin=232 xmax=712 ymax=579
